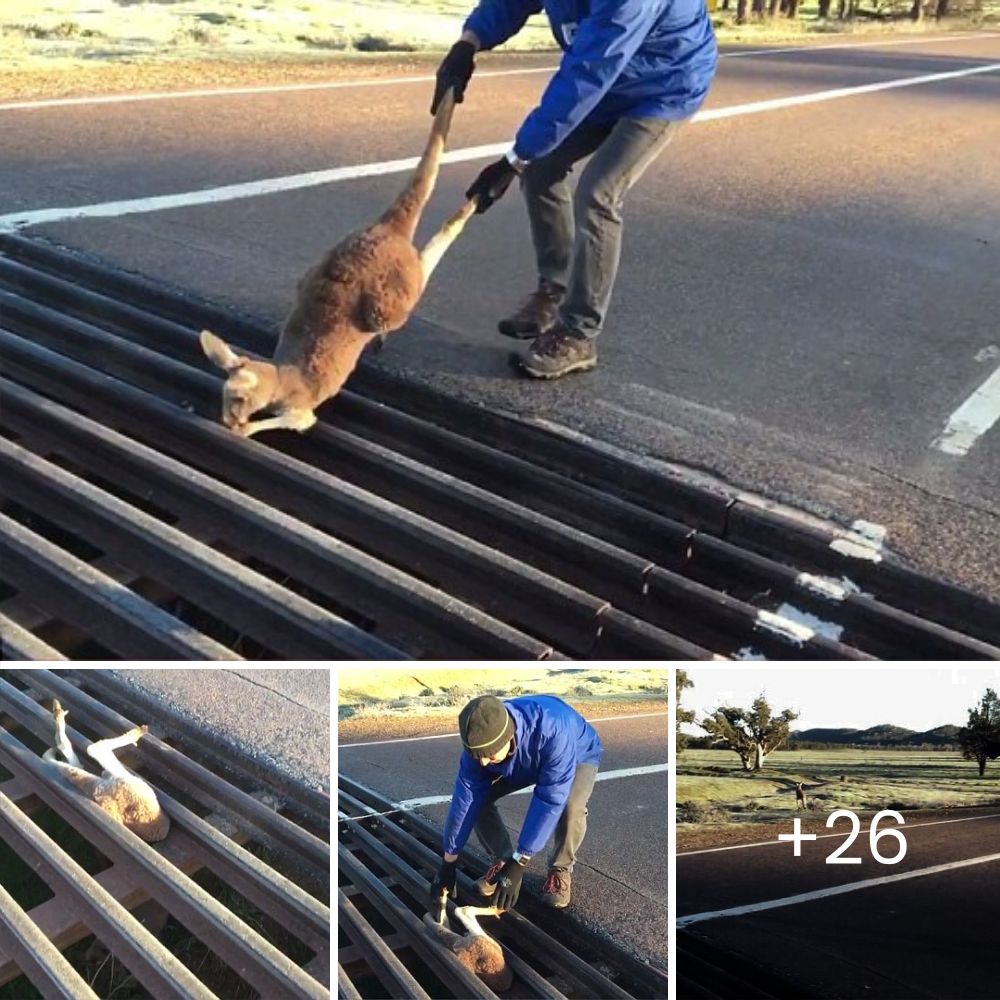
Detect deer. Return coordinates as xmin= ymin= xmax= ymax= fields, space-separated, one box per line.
xmin=422 ymin=892 xmax=513 ymax=993
xmin=41 ymin=699 xmax=169 ymax=843
xmin=200 ymin=86 xmax=475 ymax=438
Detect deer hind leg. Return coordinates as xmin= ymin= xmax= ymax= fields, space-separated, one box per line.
xmin=87 ymin=725 xmax=148 ymax=781
xmin=238 ymin=408 xmax=317 ymax=438
xmin=420 ymin=199 xmax=477 ymax=290
xmin=47 ymin=699 xmax=83 ymax=766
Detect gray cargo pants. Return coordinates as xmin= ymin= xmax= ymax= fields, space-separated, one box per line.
xmin=474 ymin=762 xmax=599 ymax=873
xmin=521 ymin=116 xmax=684 ymax=340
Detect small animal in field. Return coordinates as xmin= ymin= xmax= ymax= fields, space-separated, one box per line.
xmin=41 ymin=699 xmax=169 ymax=842
xmin=200 ymin=87 xmax=475 ymax=438
xmin=795 ymin=782 xmax=807 ymax=809
xmin=422 ymin=902 xmax=512 ymax=992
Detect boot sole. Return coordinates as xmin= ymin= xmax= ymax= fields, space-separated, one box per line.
xmin=517 ymin=356 xmax=597 ymax=380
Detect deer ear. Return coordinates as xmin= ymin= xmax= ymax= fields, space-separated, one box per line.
xmin=200 ymin=329 xmax=243 ymax=372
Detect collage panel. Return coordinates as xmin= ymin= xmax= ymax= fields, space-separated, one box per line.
xmin=676 ymin=665 xmax=1000 ymax=1000
xmin=0 ymin=666 xmax=331 ymax=1000
xmin=337 ymin=665 xmax=669 ymax=1000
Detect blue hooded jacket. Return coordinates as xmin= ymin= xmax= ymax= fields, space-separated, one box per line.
xmin=464 ymin=0 xmax=718 ymax=162
xmin=443 ymin=695 xmax=603 ymax=857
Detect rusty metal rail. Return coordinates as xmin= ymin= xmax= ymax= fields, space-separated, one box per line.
xmin=338 ymin=772 xmax=667 ymax=1000
xmin=1 ymin=234 xmax=998 ymax=659
xmin=0 ymin=668 xmax=330 ymax=1000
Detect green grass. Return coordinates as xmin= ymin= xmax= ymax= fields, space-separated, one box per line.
xmin=677 ymin=748 xmax=1000 ymax=825
xmin=338 ymin=667 xmax=667 ymax=720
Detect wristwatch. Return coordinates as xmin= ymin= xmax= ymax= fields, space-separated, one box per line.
xmin=512 ymin=851 xmax=531 ymax=866
xmin=504 ymin=148 xmax=530 ymax=174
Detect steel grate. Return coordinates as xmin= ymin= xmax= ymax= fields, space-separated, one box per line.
xmin=0 ymin=667 xmax=330 ymax=1000
xmin=338 ymin=772 xmax=668 ymax=1000
xmin=0 ymin=234 xmax=998 ymax=660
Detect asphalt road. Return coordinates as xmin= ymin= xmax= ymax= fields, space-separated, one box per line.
xmin=677 ymin=808 xmax=1000 ymax=998
xmin=3 ymin=33 xmax=999 ymax=600
xmin=338 ymin=710 xmax=668 ymax=970
xmin=112 ymin=667 xmax=331 ymax=792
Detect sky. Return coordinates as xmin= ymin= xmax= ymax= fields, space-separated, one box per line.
xmin=680 ymin=666 xmax=1000 ymax=735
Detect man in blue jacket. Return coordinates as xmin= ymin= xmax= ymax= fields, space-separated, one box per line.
xmin=429 ymin=694 xmax=602 ymax=910
xmin=431 ymin=0 xmax=717 ymax=380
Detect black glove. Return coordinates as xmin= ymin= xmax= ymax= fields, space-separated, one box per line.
xmin=493 ymin=858 xmax=526 ymax=911
xmin=429 ymin=859 xmax=457 ymax=909
xmin=431 ymin=40 xmax=476 ymax=114
xmin=466 ymin=158 xmax=518 ymax=214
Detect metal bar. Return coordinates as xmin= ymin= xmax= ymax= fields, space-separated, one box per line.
xmin=337 ymin=963 xmax=364 ymax=1000
xmin=7 ymin=670 xmax=330 ymax=879
xmin=0 ymin=724 xmax=328 ymax=1000
xmin=0 ymin=611 xmax=66 ymax=661
xmin=339 ymin=773 xmax=663 ymax=999
xmin=0 ymin=433 xmax=405 ymax=660
xmin=0 ymin=676 xmax=330 ymax=950
xmin=0 ymin=788 xmax=219 ymax=1000
xmin=338 ymin=846 xmax=500 ymax=1000
xmin=0 ymin=511 xmax=238 ymax=660
xmin=337 ymin=890 xmax=432 ymax=1000
xmin=338 ymin=807 xmax=573 ymax=1000
xmin=0 ymin=310 xmax=610 ymax=656
xmin=0 ymin=880 xmax=100 ymax=1000
xmin=0 ymin=368 xmax=549 ymax=660
xmin=75 ymin=669 xmax=330 ymax=831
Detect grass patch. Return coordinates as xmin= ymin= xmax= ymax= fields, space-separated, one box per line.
xmin=677 ymin=748 xmax=1000 ymax=826
xmin=338 ymin=668 xmax=667 ymax=720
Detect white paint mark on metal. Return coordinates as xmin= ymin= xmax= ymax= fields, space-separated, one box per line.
xmin=754 ymin=610 xmax=815 ymax=645
xmin=795 ymin=573 xmax=862 ymax=602
xmin=733 ymin=647 xmax=767 ymax=660
xmin=774 ymin=602 xmax=843 ymax=641
xmin=974 ymin=345 xmax=1000 ymax=363
xmin=932 ymin=362 xmax=1000 ymax=456
xmin=830 ymin=520 xmax=886 ymax=562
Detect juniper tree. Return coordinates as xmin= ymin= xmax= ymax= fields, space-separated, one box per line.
xmin=959 ymin=688 xmax=1000 ymax=777
xmin=701 ymin=694 xmax=799 ymax=771
xmin=676 ymin=670 xmax=695 ymax=754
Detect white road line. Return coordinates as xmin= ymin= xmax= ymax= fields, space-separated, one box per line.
xmin=677 ymin=849 xmax=1000 ymax=926
xmin=932 ymin=362 xmax=1000 ymax=455
xmin=678 ymin=812 xmax=1000 ymax=856
xmin=1 ymin=33 xmax=995 ymax=112
xmin=2 ymin=60 xmax=997 ymax=236
xmin=338 ymin=710 xmax=666 ymax=748
xmin=395 ymin=762 xmax=667 ymax=809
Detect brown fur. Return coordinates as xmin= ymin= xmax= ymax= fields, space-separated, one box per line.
xmin=421 ymin=911 xmax=512 ymax=993
xmin=42 ymin=702 xmax=169 ymax=843
xmin=201 ymin=87 xmax=476 ymax=438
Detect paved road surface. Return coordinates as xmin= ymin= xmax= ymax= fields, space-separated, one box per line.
xmin=3 ymin=34 xmax=999 ymax=599
xmin=339 ymin=710 xmax=668 ymax=969
xmin=112 ymin=667 xmax=331 ymax=792
xmin=678 ymin=808 xmax=1000 ymax=998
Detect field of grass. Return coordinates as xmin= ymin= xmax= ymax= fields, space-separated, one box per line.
xmin=338 ymin=667 xmax=666 ymax=720
xmin=677 ymin=747 xmax=1000 ymax=826
xmin=3 ymin=0 xmax=995 ymax=72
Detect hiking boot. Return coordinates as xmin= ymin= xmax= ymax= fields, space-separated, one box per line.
xmin=474 ymin=859 xmax=505 ymax=898
xmin=542 ymin=869 xmax=571 ymax=908
xmin=497 ymin=280 xmax=565 ymax=339
xmin=519 ymin=327 xmax=597 ymax=380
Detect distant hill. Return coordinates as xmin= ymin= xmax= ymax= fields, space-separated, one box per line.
xmin=793 ymin=723 xmax=960 ymax=747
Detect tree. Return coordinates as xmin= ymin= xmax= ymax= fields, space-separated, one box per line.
xmin=701 ymin=693 xmax=799 ymax=771
xmin=676 ymin=670 xmax=695 ymax=754
xmin=959 ymin=688 xmax=1000 ymax=777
